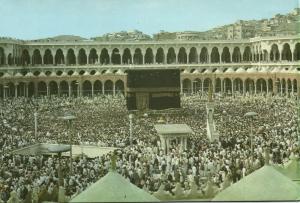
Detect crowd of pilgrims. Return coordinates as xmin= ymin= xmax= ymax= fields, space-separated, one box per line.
xmin=0 ymin=93 xmax=299 ymax=202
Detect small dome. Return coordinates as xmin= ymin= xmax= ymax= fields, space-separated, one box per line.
xmin=215 ymin=69 xmax=223 ymax=74
xmin=259 ymin=67 xmax=269 ymax=73
xmin=116 ymin=69 xmax=124 ymax=75
xmin=236 ymin=68 xmax=246 ymax=73
xmin=247 ymin=68 xmax=257 ymax=73
xmin=50 ymin=72 xmax=56 ymax=77
xmin=204 ymin=69 xmax=212 ymax=74
xmin=61 ymin=72 xmax=68 ymax=76
xmin=182 ymin=69 xmax=190 ymax=74
xmin=25 ymin=72 xmax=34 ymax=77
xmin=271 ymin=67 xmax=281 ymax=73
xmin=225 ymin=68 xmax=234 ymax=73
xmin=14 ymin=72 xmax=23 ymax=77
xmin=39 ymin=72 xmax=47 ymax=77
xmin=192 ymin=69 xmax=200 ymax=74
xmin=72 ymin=71 xmax=79 ymax=76
xmin=94 ymin=71 xmax=101 ymax=76
xmin=105 ymin=69 xmax=112 ymax=74
xmin=3 ymin=72 xmax=12 ymax=78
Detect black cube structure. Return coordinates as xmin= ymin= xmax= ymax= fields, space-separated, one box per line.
xmin=126 ymin=69 xmax=181 ymax=110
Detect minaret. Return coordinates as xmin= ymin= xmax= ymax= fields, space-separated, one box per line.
xmin=206 ymin=80 xmax=219 ymax=142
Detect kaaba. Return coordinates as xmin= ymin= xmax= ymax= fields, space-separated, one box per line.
xmin=126 ymin=69 xmax=181 ymax=110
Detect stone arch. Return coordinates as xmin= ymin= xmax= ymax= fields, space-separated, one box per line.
xmin=104 ymin=80 xmax=113 ymax=94
xmin=245 ymin=78 xmax=254 ymax=93
xmin=281 ymin=79 xmax=286 ymax=94
xmin=178 ymin=47 xmax=187 ymax=64
xmin=32 ymin=49 xmax=42 ymax=65
xmin=133 ymin=48 xmax=143 ymax=64
xmin=111 ymin=48 xmax=121 ymax=64
xmin=215 ymin=78 xmax=222 ymax=92
xmin=193 ymin=78 xmax=201 ymax=93
xmin=287 ymin=79 xmax=292 ymax=95
xmin=144 ymin=48 xmax=154 ymax=64
xmin=78 ymin=48 xmax=87 ymax=65
xmin=27 ymin=82 xmax=35 ymax=97
xmin=115 ymin=80 xmax=125 ymax=95
xmin=233 ymin=78 xmax=243 ymax=93
xmin=0 ymin=47 xmax=5 ymax=65
xmin=156 ymin=47 xmax=164 ymax=64
xmin=267 ymin=79 xmax=273 ymax=93
xmin=221 ymin=47 xmax=231 ymax=63
xmin=44 ymin=49 xmax=53 ymax=65
xmin=210 ymin=47 xmax=220 ymax=63
xmin=203 ymin=78 xmax=212 ymax=92
xmin=82 ymin=80 xmax=92 ymax=96
xmin=182 ymin=78 xmax=191 ymax=93
xmin=60 ymin=81 xmax=69 ymax=96
xmin=167 ymin=47 xmax=176 ymax=64
xmin=232 ymin=47 xmax=241 ymax=62
xmin=21 ymin=49 xmax=30 ymax=65
xmin=223 ymin=78 xmax=232 ymax=94
xmin=7 ymin=53 xmax=13 ymax=65
xmin=281 ymin=43 xmax=292 ymax=61
xmin=49 ymin=81 xmax=58 ymax=95
xmin=263 ymin=50 xmax=268 ymax=61
xmin=6 ymin=82 xmax=15 ymax=97
xmin=55 ymin=49 xmax=64 ymax=65
xmin=89 ymin=48 xmax=98 ymax=64
xmin=0 ymin=84 xmax=3 ymax=98
xmin=293 ymin=79 xmax=297 ymax=94
xmin=256 ymin=78 xmax=267 ymax=93
xmin=94 ymin=80 xmax=103 ymax=95
xmin=122 ymin=48 xmax=132 ymax=64
xmin=243 ymin=46 xmax=252 ymax=62
xmin=200 ymin=47 xmax=208 ymax=63
xmin=37 ymin=81 xmax=47 ymax=96
xmin=100 ymin=48 xmax=109 ymax=64
xmin=270 ymin=44 xmax=280 ymax=61
xmin=67 ymin=49 xmax=76 ymax=65
xmin=70 ymin=80 xmax=79 ymax=97
xmin=294 ymin=43 xmax=300 ymax=61
xmin=189 ymin=47 xmax=198 ymax=64
xmin=17 ymin=82 xmax=26 ymax=97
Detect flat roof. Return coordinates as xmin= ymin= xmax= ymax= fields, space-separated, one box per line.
xmin=154 ymin=124 xmax=193 ymax=134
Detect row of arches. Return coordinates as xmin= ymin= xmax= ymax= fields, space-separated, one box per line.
xmin=1 ymin=42 xmax=299 ymax=66
xmin=181 ymin=77 xmax=298 ymax=96
xmin=0 ymin=80 xmax=125 ymax=98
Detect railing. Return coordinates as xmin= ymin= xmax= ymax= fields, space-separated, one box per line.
xmin=0 ymin=61 xmax=299 ymax=72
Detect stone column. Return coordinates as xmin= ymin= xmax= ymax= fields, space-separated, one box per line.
xmin=191 ymin=80 xmax=194 ymax=94
xmin=243 ymin=80 xmax=246 ymax=96
xmin=254 ymin=81 xmax=257 ymax=95
xmin=25 ymin=83 xmax=28 ymax=97
xmin=68 ymin=82 xmax=72 ymax=97
xmin=180 ymin=81 xmax=183 ymax=94
xmin=201 ymin=80 xmax=204 ymax=96
xmin=220 ymin=79 xmax=223 ymax=94
xmin=266 ymin=81 xmax=269 ymax=95
xmin=46 ymin=83 xmax=50 ymax=97
xmin=102 ymin=82 xmax=105 ymax=94
xmin=34 ymin=82 xmax=38 ymax=97
xmin=113 ymin=82 xmax=116 ymax=96
xmin=286 ymin=81 xmax=289 ymax=97
xmin=91 ymin=82 xmax=94 ymax=97
xmin=58 ymin=84 xmax=61 ymax=97
xmin=14 ymin=83 xmax=18 ymax=98
xmin=231 ymin=79 xmax=234 ymax=96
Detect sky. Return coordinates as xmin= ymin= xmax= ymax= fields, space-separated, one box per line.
xmin=0 ymin=0 xmax=298 ymax=40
